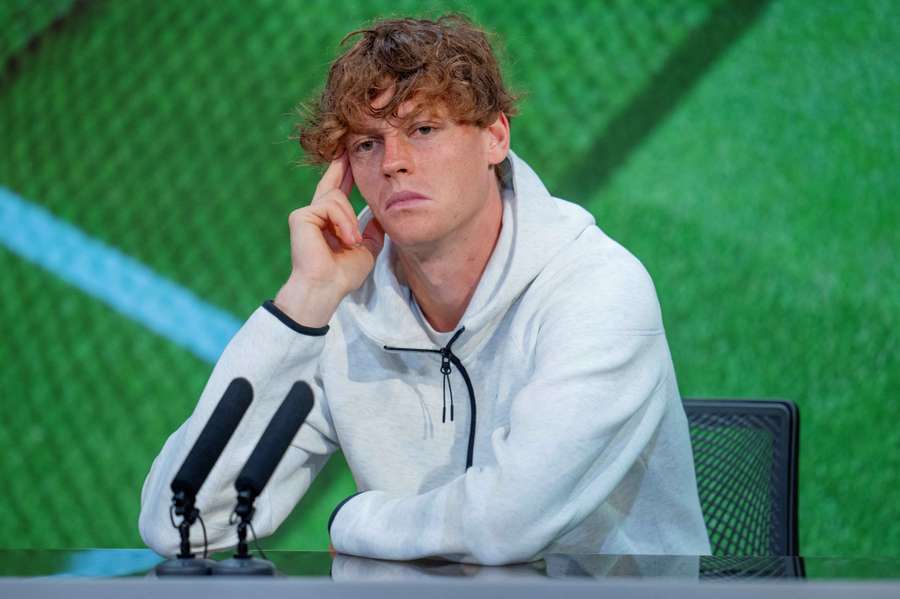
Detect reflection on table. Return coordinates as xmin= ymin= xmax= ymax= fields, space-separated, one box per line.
xmin=4 ymin=549 xmax=900 ymax=581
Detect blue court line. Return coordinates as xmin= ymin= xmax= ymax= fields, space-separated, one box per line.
xmin=53 ymin=549 xmax=164 ymax=577
xmin=0 ymin=187 xmax=241 ymax=363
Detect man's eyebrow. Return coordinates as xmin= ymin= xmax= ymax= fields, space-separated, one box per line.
xmin=404 ymin=107 xmax=446 ymax=122
xmin=347 ymin=126 xmax=384 ymax=137
xmin=347 ymin=110 xmax=447 ymax=137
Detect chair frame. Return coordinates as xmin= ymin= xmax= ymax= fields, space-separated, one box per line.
xmin=682 ymin=398 xmax=800 ymax=556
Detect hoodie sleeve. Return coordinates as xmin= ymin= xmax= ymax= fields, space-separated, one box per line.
xmin=138 ymin=304 xmax=340 ymax=557
xmin=328 ymin=259 xmax=678 ymax=565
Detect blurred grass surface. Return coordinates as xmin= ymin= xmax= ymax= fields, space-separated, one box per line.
xmin=0 ymin=0 xmax=76 ymax=66
xmin=0 ymin=0 xmax=897 ymax=556
xmin=587 ymin=0 xmax=900 ymax=556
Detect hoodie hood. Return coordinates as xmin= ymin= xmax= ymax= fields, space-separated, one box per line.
xmin=345 ymin=151 xmax=596 ymax=356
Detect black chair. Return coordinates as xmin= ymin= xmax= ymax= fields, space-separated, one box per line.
xmin=682 ymin=398 xmax=800 ymax=556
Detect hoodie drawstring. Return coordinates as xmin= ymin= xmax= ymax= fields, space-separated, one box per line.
xmin=440 ymin=351 xmax=454 ymax=422
xmin=385 ymin=327 xmax=466 ymax=423
xmin=384 ymin=328 xmax=478 ymax=469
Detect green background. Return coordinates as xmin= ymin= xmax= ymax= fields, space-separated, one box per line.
xmin=1 ymin=0 xmax=897 ymax=556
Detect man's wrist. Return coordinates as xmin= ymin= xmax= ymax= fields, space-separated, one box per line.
xmin=263 ymin=301 xmax=330 ymax=336
xmin=274 ymin=275 xmax=344 ymax=328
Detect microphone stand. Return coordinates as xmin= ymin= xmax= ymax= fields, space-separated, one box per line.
xmin=212 ymin=490 xmax=277 ymax=576
xmin=154 ymin=490 xmax=215 ymax=576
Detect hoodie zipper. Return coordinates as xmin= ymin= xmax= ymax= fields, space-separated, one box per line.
xmin=384 ymin=327 xmax=478 ymax=469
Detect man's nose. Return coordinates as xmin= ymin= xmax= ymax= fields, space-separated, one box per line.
xmin=381 ymin=135 xmax=412 ymax=177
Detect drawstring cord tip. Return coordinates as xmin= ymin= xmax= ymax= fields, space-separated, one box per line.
xmin=385 ymin=327 xmax=465 ymax=426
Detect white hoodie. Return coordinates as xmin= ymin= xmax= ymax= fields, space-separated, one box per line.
xmin=139 ymin=152 xmax=710 ymax=564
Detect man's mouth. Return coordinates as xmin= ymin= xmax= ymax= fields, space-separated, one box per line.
xmin=385 ymin=190 xmax=431 ymax=211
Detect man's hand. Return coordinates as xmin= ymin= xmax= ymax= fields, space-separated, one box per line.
xmin=274 ymin=155 xmax=384 ymax=327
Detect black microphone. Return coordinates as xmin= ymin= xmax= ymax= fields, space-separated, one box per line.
xmin=235 ymin=381 xmax=314 ymax=499
xmin=171 ymin=377 xmax=254 ymax=498
xmin=157 ymin=377 xmax=253 ymax=575
xmin=214 ymin=381 xmax=314 ymax=576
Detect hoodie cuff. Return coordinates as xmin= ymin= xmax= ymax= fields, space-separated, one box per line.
xmin=263 ymin=300 xmax=330 ymax=336
xmin=328 ymin=492 xmax=364 ymax=535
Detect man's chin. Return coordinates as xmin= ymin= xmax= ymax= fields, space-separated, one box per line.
xmin=385 ymin=227 xmax=447 ymax=252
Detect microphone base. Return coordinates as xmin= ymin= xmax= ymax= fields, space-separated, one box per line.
xmin=155 ymin=557 xmax=215 ymax=576
xmin=213 ymin=556 xmax=277 ymax=576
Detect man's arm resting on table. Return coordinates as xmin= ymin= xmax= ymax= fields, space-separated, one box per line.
xmin=138 ymin=303 xmax=338 ymax=557
xmin=328 ymin=318 xmax=673 ymax=565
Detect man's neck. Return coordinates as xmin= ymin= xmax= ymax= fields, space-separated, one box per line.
xmin=396 ymin=191 xmax=503 ymax=333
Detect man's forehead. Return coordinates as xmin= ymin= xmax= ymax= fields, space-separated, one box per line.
xmin=348 ymin=97 xmax=449 ymax=135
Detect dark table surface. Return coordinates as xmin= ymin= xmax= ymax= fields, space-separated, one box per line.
xmin=3 ymin=550 xmax=900 ymax=599
xmin=1 ymin=549 xmax=900 ymax=580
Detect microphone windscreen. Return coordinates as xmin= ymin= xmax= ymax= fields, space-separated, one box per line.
xmin=235 ymin=381 xmax=314 ymax=497
xmin=171 ymin=377 xmax=253 ymax=497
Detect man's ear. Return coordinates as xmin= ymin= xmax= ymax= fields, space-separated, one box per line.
xmin=485 ymin=112 xmax=510 ymax=165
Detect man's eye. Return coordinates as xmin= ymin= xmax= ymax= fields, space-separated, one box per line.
xmin=415 ymin=126 xmax=434 ymax=136
xmin=354 ymin=140 xmax=375 ymax=153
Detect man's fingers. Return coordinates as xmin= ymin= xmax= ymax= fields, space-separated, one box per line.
xmin=322 ymin=227 xmax=343 ymax=252
xmin=314 ymin=154 xmax=349 ymax=198
xmin=320 ymin=189 xmax=361 ymax=243
xmin=293 ymin=199 xmax=358 ymax=247
xmin=303 ymin=155 xmax=362 ymax=247
xmin=327 ymin=185 xmax=361 ymax=242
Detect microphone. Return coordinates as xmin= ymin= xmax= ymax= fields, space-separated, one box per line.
xmin=214 ymin=381 xmax=314 ymax=576
xmin=171 ymin=377 xmax=254 ymax=499
xmin=156 ymin=377 xmax=253 ymax=576
xmin=236 ymin=381 xmax=315 ymax=499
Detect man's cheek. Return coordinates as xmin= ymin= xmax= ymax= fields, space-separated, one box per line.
xmin=355 ymin=181 xmax=379 ymax=212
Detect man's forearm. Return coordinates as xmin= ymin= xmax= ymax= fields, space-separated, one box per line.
xmin=138 ymin=304 xmax=335 ymax=557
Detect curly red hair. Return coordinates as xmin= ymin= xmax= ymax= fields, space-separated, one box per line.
xmin=297 ymin=14 xmax=518 ymax=163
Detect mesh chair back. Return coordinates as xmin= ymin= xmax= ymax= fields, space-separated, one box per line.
xmin=699 ymin=555 xmax=805 ymax=579
xmin=683 ymin=399 xmax=800 ymax=556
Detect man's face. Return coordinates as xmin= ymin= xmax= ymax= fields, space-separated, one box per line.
xmin=346 ymin=93 xmax=509 ymax=249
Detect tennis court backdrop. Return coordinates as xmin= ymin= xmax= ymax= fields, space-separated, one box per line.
xmin=1 ymin=0 xmax=897 ymax=557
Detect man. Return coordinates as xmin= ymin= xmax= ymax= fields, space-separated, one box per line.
xmin=140 ymin=15 xmax=710 ymax=565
